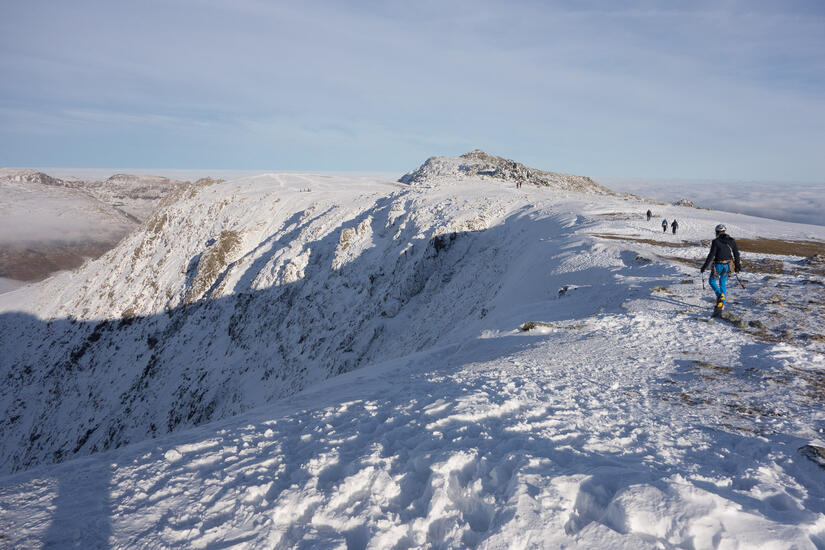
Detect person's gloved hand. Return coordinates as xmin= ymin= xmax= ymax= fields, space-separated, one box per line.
xmin=700 ymin=267 xmax=705 ymax=273
xmin=735 ymin=267 xmax=741 ymax=273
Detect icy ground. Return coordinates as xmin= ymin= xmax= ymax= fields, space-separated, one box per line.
xmin=1 ymin=169 xmax=825 ymax=548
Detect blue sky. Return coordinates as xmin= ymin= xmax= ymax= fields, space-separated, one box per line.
xmin=1 ymin=0 xmax=823 ymax=180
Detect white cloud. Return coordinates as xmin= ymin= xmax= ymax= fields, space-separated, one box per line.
xmin=602 ymin=177 xmax=825 ymax=227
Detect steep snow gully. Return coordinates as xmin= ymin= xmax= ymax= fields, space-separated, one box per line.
xmin=1 ymin=153 xmax=825 ymax=548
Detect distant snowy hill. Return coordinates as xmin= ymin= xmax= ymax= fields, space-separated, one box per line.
xmin=400 ymin=150 xmax=613 ymax=195
xmin=1 ymin=152 xmax=824 ymax=548
xmin=0 ymin=168 xmax=192 ymax=282
xmin=0 ymin=169 xmax=136 ymax=281
xmin=80 ymin=173 xmax=195 ymax=221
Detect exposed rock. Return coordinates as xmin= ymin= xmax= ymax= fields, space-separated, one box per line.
xmin=81 ymin=174 xmax=191 ymax=220
xmin=799 ymin=445 xmax=825 ymax=469
xmin=716 ymin=309 xmax=748 ymax=328
xmin=0 ymin=168 xmax=67 ymax=187
xmin=804 ymin=254 xmax=825 ymax=266
xmin=673 ymin=198 xmax=697 ymax=208
xmin=185 ymin=230 xmax=241 ymax=304
xmin=399 ymin=150 xmax=613 ymax=194
xmin=520 ymin=321 xmax=555 ymax=331
xmin=558 ymin=284 xmax=580 ymax=297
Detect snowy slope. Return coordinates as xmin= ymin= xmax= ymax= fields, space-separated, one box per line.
xmin=1 ymin=154 xmax=825 ymax=548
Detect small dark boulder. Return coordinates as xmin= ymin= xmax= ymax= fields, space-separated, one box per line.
xmin=799 ymin=445 xmax=825 ymax=469
xmin=717 ymin=309 xmax=747 ymax=329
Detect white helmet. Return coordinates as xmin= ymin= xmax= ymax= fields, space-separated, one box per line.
xmin=715 ymin=224 xmax=726 ymax=234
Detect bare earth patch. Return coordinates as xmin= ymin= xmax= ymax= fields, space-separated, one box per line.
xmin=736 ymin=238 xmax=825 ymax=257
xmin=591 ymin=233 xmax=696 ymax=248
xmin=0 ymin=242 xmax=119 ymax=281
xmin=592 ymin=233 xmax=825 ymax=258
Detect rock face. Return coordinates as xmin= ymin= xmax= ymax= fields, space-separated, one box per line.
xmin=673 ymin=198 xmax=697 ymax=208
xmin=804 ymin=254 xmax=825 ymax=266
xmin=399 ymin=150 xmax=613 ymax=194
xmin=799 ymin=445 xmax=825 ymax=469
xmin=0 ymin=168 xmax=66 ymax=187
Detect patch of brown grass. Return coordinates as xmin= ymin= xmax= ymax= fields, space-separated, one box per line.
xmin=593 ymin=233 xmax=825 ymax=260
xmin=693 ymin=360 xmax=733 ymax=373
xmin=591 ymin=234 xmax=695 ymax=248
xmin=737 ymin=238 xmax=825 ymax=257
xmin=185 ymin=230 xmax=241 ymax=304
xmin=0 ymin=242 xmax=119 ymax=281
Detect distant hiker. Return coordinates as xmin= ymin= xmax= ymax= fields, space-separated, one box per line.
xmin=700 ymin=224 xmax=741 ymax=311
xmin=646 ymin=209 xmax=652 ymax=221
xmin=662 ymin=219 xmax=668 ymax=232
xmin=671 ymin=219 xmax=678 ymax=234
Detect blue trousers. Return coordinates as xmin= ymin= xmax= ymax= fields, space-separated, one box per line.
xmin=709 ymin=263 xmax=730 ymax=300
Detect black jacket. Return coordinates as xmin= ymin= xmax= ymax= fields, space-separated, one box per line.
xmin=702 ymin=234 xmax=741 ymax=271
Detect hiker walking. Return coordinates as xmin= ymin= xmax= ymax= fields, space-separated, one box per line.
xmin=646 ymin=209 xmax=652 ymax=221
xmin=671 ymin=219 xmax=678 ymax=234
xmin=700 ymin=224 xmax=741 ymax=312
xmin=662 ymin=219 xmax=668 ymax=232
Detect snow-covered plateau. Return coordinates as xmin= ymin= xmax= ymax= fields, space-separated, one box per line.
xmin=1 ymin=151 xmax=824 ymax=548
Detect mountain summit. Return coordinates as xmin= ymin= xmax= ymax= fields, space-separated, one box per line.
xmin=399 ymin=149 xmax=613 ymax=194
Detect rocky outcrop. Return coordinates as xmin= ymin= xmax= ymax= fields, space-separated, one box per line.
xmin=673 ymin=198 xmax=697 ymax=208
xmin=399 ymin=150 xmax=614 ymax=194
xmin=0 ymin=168 xmax=66 ymax=187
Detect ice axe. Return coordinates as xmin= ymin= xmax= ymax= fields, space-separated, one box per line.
xmin=733 ymin=270 xmax=745 ymax=289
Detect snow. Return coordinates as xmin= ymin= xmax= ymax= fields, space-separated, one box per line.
xmin=0 ymin=171 xmax=134 ymax=245
xmin=0 ymin=278 xmax=26 ymax=295
xmin=1 ymin=159 xmax=825 ymax=548
xmin=601 ymin=177 xmax=825 ymax=228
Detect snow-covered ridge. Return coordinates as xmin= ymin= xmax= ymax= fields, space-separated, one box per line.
xmin=80 ymin=173 xmax=197 ymax=221
xmin=0 ymin=171 xmax=553 ymax=473
xmin=400 ymin=149 xmax=613 ymax=194
xmin=0 ymin=168 xmax=65 ymax=187
xmin=0 ymin=168 xmax=193 ymax=222
xmin=1 ymin=157 xmax=825 ymax=547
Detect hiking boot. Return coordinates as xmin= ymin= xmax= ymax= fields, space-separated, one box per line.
xmin=717 ymin=293 xmax=726 ymax=309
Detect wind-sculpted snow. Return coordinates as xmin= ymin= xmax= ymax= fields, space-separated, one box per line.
xmin=1 ymin=311 xmax=824 ymax=548
xmin=1 ymin=165 xmax=825 ymax=547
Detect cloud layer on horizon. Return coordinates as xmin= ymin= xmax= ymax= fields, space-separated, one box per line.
xmin=603 ymin=177 xmax=825 ymax=227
